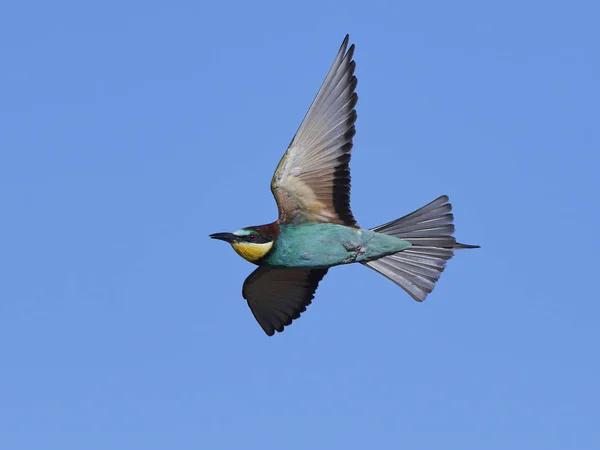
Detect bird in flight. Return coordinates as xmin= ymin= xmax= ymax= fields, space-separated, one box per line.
xmin=210 ymin=35 xmax=479 ymax=336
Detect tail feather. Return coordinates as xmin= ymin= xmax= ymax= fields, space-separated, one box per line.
xmin=363 ymin=195 xmax=479 ymax=302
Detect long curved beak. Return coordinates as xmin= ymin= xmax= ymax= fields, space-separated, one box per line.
xmin=209 ymin=232 xmax=239 ymax=243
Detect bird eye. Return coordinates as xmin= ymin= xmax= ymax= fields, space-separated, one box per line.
xmin=248 ymin=234 xmax=257 ymax=242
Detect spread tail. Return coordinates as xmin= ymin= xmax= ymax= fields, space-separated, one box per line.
xmin=362 ymin=195 xmax=479 ymax=302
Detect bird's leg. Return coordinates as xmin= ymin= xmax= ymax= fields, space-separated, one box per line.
xmin=342 ymin=242 xmax=366 ymax=264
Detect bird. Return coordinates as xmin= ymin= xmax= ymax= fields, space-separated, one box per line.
xmin=210 ymin=35 xmax=479 ymax=336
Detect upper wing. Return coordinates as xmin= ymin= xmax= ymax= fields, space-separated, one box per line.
xmin=242 ymin=266 xmax=329 ymax=336
xmin=271 ymin=35 xmax=359 ymax=227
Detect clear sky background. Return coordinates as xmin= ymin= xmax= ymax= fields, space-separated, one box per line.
xmin=1 ymin=1 xmax=599 ymax=449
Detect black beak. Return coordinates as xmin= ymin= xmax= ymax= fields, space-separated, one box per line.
xmin=209 ymin=232 xmax=239 ymax=243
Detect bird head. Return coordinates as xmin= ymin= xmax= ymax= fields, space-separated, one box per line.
xmin=209 ymin=225 xmax=277 ymax=263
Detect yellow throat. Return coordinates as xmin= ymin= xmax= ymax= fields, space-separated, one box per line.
xmin=231 ymin=241 xmax=273 ymax=262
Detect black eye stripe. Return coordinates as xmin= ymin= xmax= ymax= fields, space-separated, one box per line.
xmin=245 ymin=233 xmax=270 ymax=244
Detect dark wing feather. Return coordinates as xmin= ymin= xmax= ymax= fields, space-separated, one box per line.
xmin=242 ymin=267 xmax=328 ymax=336
xmin=271 ymin=35 xmax=359 ymax=227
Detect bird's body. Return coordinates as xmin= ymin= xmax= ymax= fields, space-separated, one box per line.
xmin=210 ymin=35 xmax=479 ymax=336
xmin=269 ymin=224 xmax=411 ymax=268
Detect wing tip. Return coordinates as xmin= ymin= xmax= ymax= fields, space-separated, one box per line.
xmin=339 ymin=34 xmax=355 ymax=60
xmin=342 ymin=34 xmax=350 ymax=48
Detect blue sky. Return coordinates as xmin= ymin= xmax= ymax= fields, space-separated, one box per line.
xmin=1 ymin=1 xmax=599 ymax=448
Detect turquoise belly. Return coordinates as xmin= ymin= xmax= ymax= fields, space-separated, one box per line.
xmin=265 ymin=223 xmax=411 ymax=268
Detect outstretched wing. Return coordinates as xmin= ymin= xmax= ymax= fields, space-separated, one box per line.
xmin=271 ymin=35 xmax=359 ymax=227
xmin=242 ymin=267 xmax=329 ymax=336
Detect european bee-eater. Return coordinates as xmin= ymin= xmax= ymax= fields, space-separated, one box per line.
xmin=211 ymin=35 xmax=479 ymax=336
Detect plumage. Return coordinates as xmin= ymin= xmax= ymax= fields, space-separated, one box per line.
xmin=265 ymin=224 xmax=411 ymax=268
xmin=242 ymin=267 xmax=328 ymax=336
xmin=271 ymin=35 xmax=358 ymax=227
xmin=210 ymin=35 xmax=479 ymax=336
xmin=231 ymin=240 xmax=273 ymax=262
xmin=363 ymin=196 xmax=459 ymax=302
